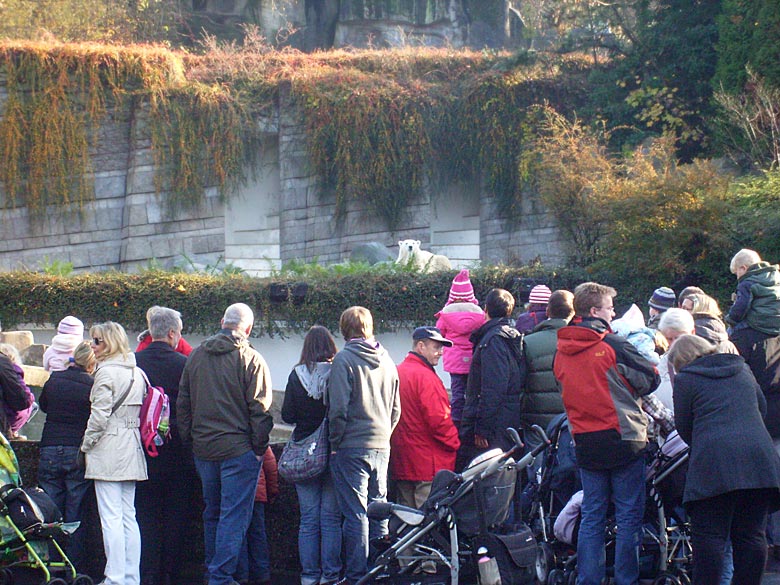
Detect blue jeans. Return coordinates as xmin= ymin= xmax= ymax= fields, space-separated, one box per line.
xmin=330 ymin=448 xmax=389 ymax=583
xmin=296 ymin=473 xmax=343 ymax=585
xmin=195 ymin=451 xmax=262 ymax=585
xmin=577 ymin=457 xmax=645 ymax=585
xmin=236 ymin=502 xmax=270 ymax=583
xmin=38 ymin=445 xmax=92 ymax=572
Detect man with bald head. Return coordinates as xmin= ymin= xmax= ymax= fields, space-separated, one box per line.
xmin=178 ymin=303 xmax=273 ymax=585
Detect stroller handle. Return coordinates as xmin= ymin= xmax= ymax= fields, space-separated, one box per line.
xmin=505 ymin=427 xmax=524 ymax=451
xmin=527 ymin=424 xmax=551 ymax=457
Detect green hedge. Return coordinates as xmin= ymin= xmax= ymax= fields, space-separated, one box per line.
xmin=0 ymin=266 xmax=597 ymax=337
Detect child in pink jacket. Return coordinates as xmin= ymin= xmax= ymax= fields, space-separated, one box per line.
xmin=435 ymin=269 xmax=485 ymax=428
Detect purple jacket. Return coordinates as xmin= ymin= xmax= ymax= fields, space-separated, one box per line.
xmin=516 ymin=310 xmax=547 ymax=334
xmin=435 ymin=303 xmax=485 ymax=375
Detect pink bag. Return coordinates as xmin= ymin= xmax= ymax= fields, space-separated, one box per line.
xmin=139 ymin=370 xmax=171 ymax=457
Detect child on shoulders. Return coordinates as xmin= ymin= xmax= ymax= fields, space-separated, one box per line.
xmin=725 ymin=248 xmax=780 ymax=337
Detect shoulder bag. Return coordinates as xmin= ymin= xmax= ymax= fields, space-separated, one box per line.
xmin=278 ymin=418 xmax=329 ymax=483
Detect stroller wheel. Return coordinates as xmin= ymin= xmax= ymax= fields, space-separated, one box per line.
xmin=44 ymin=579 xmax=68 ymax=585
xmin=536 ymin=542 xmax=554 ymax=583
xmin=565 ymin=569 xmax=577 ymax=585
xmin=0 ymin=568 xmax=12 ymax=585
xmin=652 ymin=572 xmax=682 ymax=585
xmin=547 ymin=569 xmax=565 ymax=585
xmin=72 ymin=576 xmax=94 ymax=585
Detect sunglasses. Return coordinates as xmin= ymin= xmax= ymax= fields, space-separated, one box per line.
xmin=92 ymin=338 xmax=104 ymax=345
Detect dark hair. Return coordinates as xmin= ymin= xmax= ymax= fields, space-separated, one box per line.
xmin=485 ymin=288 xmax=515 ymax=319
xmin=547 ymin=290 xmax=574 ymax=321
xmin=677 ymin=286 xmax=704 ymax=307
xmin=299 ymin=325 xmax=338 ymax=369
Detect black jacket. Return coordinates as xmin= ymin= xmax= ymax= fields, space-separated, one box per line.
xmin=281 ymin=366 xmax=328 ymax=442
xmin=730 ymin=326 xmax=780 ymax=437
xmin=460 ymin=317 xmax=526 ymax=449
xmin=674 ymin=352 xmax=780 ymax=506
xmin=136 ymin=341 xmax=188 ymax=443
xmin=39 ymin=366 xmax=93 ymax=447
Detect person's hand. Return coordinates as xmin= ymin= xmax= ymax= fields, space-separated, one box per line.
xmin=474 ymin=434 xmax=489 ymax=449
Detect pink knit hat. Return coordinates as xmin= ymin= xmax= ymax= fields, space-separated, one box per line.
xmin=447 ymin=269 xmax=478 ymax=305
xmin=57 ymin=316 xmax=84 ymax=336
xmin=529 ymin=285 xmax=552 ymax=305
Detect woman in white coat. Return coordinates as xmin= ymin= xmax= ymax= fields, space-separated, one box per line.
xmin=80 ymin=321 xmax=148 ymax=585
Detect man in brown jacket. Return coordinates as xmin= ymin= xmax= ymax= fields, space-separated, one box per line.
xmin=177 ymin=303 xmax=273 ymax=585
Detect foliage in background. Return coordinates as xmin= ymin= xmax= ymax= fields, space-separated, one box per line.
xmin=713 ymin=69 xmax=780 ymax=170
xmin=525 ymin=107 xmax=739 ymax=303
xmin=0 ymin=40 xmax=591 ymax=229
xmin=0 ymin=266 xmax=590 ymax=337
xmin=0 ymin=0 xmax=184 ymax=45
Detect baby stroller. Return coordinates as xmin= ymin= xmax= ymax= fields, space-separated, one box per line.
xmin=356 ymin=426 xmax=550 ymax=585
xmin=644 ymin=430 xmax=692 ymax=585
xmin=0 ymin=432 xmax=92 ymax=584
xmin=529 ymin=418 xmax=692 ymax=585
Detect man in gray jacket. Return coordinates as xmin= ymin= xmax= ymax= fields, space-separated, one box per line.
xmin=326 ymin=306 xmax=400 ymax=584
xmin=177 ymin=303 xmax=273 ymax=585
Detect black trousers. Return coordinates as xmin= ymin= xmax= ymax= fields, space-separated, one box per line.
xmin=688 ymin=488 xmax=770 ymax=585
xmin=135 ymin=441 xmax=201 ymax=585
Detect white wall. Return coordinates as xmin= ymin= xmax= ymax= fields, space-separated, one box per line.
xmin=224 ymin=136 xmax=282 ymax=276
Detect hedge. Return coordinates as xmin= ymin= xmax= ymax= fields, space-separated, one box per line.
xmin=0 ymin=266 xmax=597 ymax=337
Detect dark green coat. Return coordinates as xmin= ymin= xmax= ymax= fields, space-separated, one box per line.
xmin=521 ymin=318 xmax=567 ymax=429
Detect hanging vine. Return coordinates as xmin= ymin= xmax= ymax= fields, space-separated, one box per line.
xmin=0 ymin=41 xmax=591 ymax=228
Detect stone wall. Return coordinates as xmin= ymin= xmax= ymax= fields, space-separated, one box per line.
xmin=0 ymin=79 xmax=565 ymax=276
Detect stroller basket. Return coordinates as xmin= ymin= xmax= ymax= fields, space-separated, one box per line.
xmin=451 ymin=459 xmax=517 ymax=537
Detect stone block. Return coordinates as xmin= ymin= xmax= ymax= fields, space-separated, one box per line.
xmin=126 ymin=166 xmax=157 ymax=195
xmin=146 ymin=199 xmax=163 ymax=224
xmin=95 ymin=206 xmax=124 ymax=231
xmin=94 ymin=173 xmax=127 ymax=199
xmin=69 ymin=248 xmax=92 ymax=269
xmin=89 ymin=245 xmax=121 ymax=267
xmin=0 ymin=331 xmax=34 ymax=352
xmin=20 ymin=344 xmax=46 ymax=368
xmin=127 ymin=204 xmax=148 ymax=226
xmin=0 ymin=238 xmax=24 ymax=252
xmin=21 ymin=364 xmax=49 ymax=386
xmin=123 ymin=239 xmax=153 ymax=262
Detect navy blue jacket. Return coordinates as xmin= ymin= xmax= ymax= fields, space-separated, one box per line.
xmin=39 ymin=366 xmax=93 ymax=447
xmin=460 ymin=317 xmax=526 ymax=449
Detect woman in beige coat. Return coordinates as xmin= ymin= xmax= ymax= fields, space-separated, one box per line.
xmin=80 ymin=321 xmax=148 ymax=585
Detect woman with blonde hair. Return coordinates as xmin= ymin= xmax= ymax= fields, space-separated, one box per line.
xmin=669 ymin=334 xmax=780 ymax=584
xmin=688 ymin=293 xmax=739 ymax=354
xmin=80 ymin=322 xmax=148 ymax=585
xmin=38 ymin=340 xmax=96 ymax=572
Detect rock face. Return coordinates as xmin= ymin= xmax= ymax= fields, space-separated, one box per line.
xmin=349 ymin=242 xmax=394 ymax=265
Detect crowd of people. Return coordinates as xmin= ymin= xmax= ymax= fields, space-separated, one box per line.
xmin=1 ymin=248 xmax=780 ymax=585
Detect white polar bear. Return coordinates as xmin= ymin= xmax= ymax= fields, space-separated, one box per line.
xmin=395 ymin=239 xmax=452 ymax=273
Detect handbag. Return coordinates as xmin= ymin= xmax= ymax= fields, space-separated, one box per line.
xmin=278 ymin=418 xmax=329 ymax=483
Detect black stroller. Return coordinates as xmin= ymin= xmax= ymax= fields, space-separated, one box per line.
xmin=526 ymin=416 xmax=692 ymax=585
xmin=0 ymin=432 xmax=92 ymax=584
xmin=356 ymin=426 xmax=550 ymax=585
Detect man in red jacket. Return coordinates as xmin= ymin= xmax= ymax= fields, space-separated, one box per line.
xmin=391 ymin=327 xmax=461 ymax=509
xmin=554 ymin=282 xmax=660 ymax=585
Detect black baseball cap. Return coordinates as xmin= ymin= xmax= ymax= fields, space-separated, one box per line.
xmin=412 ymin=326 xmax=453 ymax=347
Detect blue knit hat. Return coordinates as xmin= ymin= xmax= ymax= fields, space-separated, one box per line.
xmin=648 ymin=287 xmax=676 ymax=311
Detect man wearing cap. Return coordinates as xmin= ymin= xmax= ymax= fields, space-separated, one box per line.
xmin=516 ymin=284 xmax=552 ymax=334
xmin=647 ymin=286 xmax=676 ymax=329
xmin=391 ymin=327 xmax=461 ymax=509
